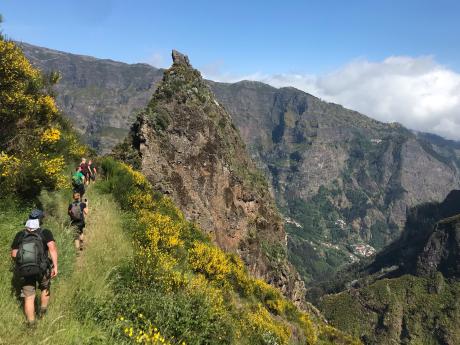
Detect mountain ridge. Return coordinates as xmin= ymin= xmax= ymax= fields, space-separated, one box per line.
xmin=18 ymin=41 xmax=460 ymax=285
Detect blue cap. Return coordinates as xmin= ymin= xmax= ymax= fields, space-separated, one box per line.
xmin=29 ymin=209 xmax=44 ymax=220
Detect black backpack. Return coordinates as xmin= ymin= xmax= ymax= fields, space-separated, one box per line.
xmin=70 ymin=201 xmax=83 ymax=221
xmin=16 ymin=229 xmax=48 ymax=277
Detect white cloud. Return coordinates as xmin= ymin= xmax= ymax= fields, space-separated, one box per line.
xmin=204 ymin=56 xmax=460 ymax=141
xmin=144 ymin=52 xmax=168 ymax=68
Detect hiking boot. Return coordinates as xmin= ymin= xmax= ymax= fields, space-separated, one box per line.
xmin=79 ymin=240 xmax=84 ymax=251
xmin=26 ymin=319 xmax=37 ymax=330
xmin=38 ymin=307 xmax=47 ymax=319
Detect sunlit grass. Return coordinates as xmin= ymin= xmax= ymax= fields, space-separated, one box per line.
xmin=0 ymin=187 xmax=132 ymax=344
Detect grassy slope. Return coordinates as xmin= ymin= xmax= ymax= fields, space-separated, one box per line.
xmin=320 ymin=274 xmax=460 ymax=345
xmin=0 ymin=186 xmax=131 ymax=345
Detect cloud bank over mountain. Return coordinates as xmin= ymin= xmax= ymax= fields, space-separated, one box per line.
xmin=204 ymin=56 xmax=460 ymax=141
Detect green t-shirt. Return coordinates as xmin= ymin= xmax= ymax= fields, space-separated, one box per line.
xmin=72 ymin=171 xmax=85 ymax=185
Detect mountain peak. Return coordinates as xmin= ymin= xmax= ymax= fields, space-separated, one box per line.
xmin=134 ymin=51 xmax=307 ymax=304
xmin=171 ymin=49 xmax=191 ymax=67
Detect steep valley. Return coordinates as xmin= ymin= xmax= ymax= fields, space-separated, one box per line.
xmin=19 ymin=42 xmax=460 ymax=285
xmin=318 ymin=191 xmax=460 ymax=344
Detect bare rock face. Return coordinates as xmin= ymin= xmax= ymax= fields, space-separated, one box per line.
xmin=171 ymin=49 xmax=191 ymax=67
xmin=417 ymin=219 xmax=460 ymax=278
xmin=134 ymin=50 xmax=305 ymax=302
xmin=17 ymin=42 xmax=163 ymax=153
xmin=210 ymin=81 xmax=460 ymax=282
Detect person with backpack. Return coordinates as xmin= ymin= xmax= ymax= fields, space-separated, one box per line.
xmin=10 ymin=209 xmax=58 ymax=327
xmin=87 ymin=159 xmax=97 ymax=183
xmin=80 ymin=158 xmax=91 ymax=186
xmin=72 ymin=166 xmax=85 ymax=198
xmin=68 ymin=192 xmax=88 ymax=252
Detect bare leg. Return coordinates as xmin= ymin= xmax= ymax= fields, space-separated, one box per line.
xmin=75 ymin=239 xmax=80 ymax=250
xmin=24 ymin=295 xmax=35 ymax=322
xmin=40 ymin=289 xmax=50 ymax=309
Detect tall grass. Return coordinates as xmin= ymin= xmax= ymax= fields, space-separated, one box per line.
xmin=0 ymin=187 xmax=132 ymax=344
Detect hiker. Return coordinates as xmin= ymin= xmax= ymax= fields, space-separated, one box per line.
xmin=80 ymin=158 xmax=91 ymax=185
xmin=87 ymin=159 xmax=97 ymax=183
xmin=68 ymin=192 xmax=88 ymax=252
xmin=10 ymin=209 xmax=58 ymax=327
xmin=72 ymin=166 xmax=85 ymax=198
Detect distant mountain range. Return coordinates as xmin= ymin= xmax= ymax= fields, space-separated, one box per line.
xmin=19 ymin=41 xmax=460 ymax=284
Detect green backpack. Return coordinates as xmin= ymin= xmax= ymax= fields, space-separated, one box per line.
xmin=16 ymin=229 xmax=48 ymax=277
xmin=72 ymin=172 xmax=83 ymax=186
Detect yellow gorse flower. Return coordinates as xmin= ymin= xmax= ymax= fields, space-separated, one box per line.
xmin=40 ymin=156 xmax=65 ymax=176
xmin=0 ymin=39 xmax=88 ymax=194
xmin=0 ymin=152 xmax=20 ymax=178
xmin=246 ymin=304 xmax=290 ymax=345
xmin=117 ymin=315 xmax=181 ymax=345
xmin=40 ymin=127 xmax=61 ymax=144
xmin=188 ymin=242 xmax=231 ymax=281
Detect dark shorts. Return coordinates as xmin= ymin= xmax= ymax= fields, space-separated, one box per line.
xmin=20 ymin=269 xmax=51 ymax=298
xmin=72 ymin=184 xmax=85 ymax=196
xmin=71 ymin=221 xmax=85 ymax=238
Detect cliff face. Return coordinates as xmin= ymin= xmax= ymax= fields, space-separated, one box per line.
xmin=21 ymin=42 xmax=460 ymax=283
xmin=18 ymin=42 xmax=162 ymax=152
xmin=319 ymin=191 xmax=460 ymax=345
xmin=133 ymin=50 xmax=305 ymax=302
xmin=210 ymin=81 xmax=460 ymax=282
xmin=417 ymin=215 xmax=460 ymax=278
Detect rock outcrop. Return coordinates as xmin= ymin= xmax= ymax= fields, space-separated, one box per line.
xmin=133 ymin=50 xmax=305 ymax=303
xmin=417 ymin=215 xmax=460 ymax=278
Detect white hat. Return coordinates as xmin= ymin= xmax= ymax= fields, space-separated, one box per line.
xmin=25 ymin=219 xmax=40 ymax=231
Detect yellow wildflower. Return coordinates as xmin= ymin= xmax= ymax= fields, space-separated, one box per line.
xmin=40 ymin=127 xmax=61 ymax=145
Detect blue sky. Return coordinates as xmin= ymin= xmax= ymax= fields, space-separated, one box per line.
xmin=2 ymin=0 xmax=460 ymax=139
xmin=2 ymin=0 xmax=459 ymax=73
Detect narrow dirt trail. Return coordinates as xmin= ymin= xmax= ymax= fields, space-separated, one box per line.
xmin=0 ymin=186 xmax=132 ymax=345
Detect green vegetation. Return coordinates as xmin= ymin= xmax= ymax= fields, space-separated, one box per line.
xmin=111 ymin=135 xmax=142 ymax=170
xmin=0 ymin=36 xmax=88 ymax=198
xmin=321 ymin=274 xmax=460 ymax=345
xmin=285 ymin=189 xmax=353 ymax=284
xmin=0 ymin=188 xmax=132 ymax=344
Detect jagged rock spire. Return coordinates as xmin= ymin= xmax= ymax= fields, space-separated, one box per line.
xmin=171 ymin=49 xmax=191 ymax=67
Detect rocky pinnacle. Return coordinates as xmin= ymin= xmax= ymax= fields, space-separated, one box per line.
xmin=171 ymin=49 xmax=191 ymax=67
